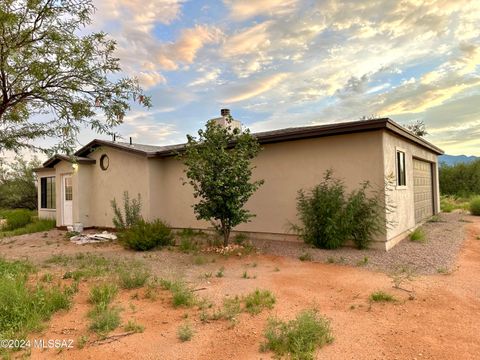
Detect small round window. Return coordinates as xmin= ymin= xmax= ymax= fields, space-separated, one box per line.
xmin=100 ymin=154 xmax=109 ymax=170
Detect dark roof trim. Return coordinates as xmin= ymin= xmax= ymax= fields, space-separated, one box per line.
xmin=155 ymin=118 xmax=444 ymax=157
xmin=74 ymin=139 xmax=155 ymax=158
xmin=38 ymin=118 xmax=443 ymax=169
xmin=38 ymin=155 xmax=96 ymax=169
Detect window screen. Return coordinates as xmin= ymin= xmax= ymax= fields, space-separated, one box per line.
xmin=396 ymin=151 xmax=406 ymax=186
xmin=40 ymin=177 xmax=56 ymax=209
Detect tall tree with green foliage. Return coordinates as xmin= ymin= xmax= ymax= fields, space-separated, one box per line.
xmin=0 ymin=0 xmax=151 ymax=154
xmin=406 ymin=120 xmax=428 ymax=137
xmin=0 ymin=156 xmax=40 ymax=209
xmin=181 ymin=117 xmax=264 ymax=246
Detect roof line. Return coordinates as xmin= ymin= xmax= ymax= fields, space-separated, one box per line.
xmin=37 ymin=118 xmax=443 ymax=171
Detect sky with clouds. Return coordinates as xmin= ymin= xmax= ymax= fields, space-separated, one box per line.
xmin=22 ymin=0 xmax=480 ymax=158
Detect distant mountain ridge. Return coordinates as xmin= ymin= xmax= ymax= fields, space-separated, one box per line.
xmin=439 ymin=154 xmax=479 ymax=166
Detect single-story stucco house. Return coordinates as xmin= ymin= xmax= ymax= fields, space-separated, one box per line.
xmin=34 ymin=111 xmax=444 ymax=250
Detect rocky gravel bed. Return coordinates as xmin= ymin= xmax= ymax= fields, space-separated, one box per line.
xmin=253 ymin=212 xmax=470 ymax=275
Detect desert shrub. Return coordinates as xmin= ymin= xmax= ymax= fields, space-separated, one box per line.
xmin=111 ymin=191 xmax=142 ymax=230
xmin=470 ymin=196 xmax=480 ymax=216
xmin=261 ymin=309 xmax=333 ymax=360
xmin=177 ymin=322 xmax=194 ymax=341
xmin=296 ymin=171 xmax=384 ymax=249
xmin=345 ymin=182 xmax=383 ymax=249
xmin=119 ymin=219 xmax=173 ymax=251
xmin=296 ymin=171 xmax=349 ymax=249
xmin=0 ymin=209 xmax=33 ymax=230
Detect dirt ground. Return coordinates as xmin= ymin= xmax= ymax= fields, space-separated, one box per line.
xmin=1 ymin=215 xmax=480 ymax=360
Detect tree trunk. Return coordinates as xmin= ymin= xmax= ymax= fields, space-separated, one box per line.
xmin=221 ymin=220 xmax=230 ymax=247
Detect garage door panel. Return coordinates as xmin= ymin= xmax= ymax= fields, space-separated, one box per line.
xmin=413 ymin=159 xmax=433 ymax=223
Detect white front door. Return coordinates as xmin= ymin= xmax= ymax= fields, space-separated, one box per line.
xmin=62 ymin=175 xmax=73 ymax=226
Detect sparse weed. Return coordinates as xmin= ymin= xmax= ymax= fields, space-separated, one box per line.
xmin=88 ymin=305 xmax=121 ymax=335
xmin=356 ymin=257 xmax=369 ymax=266
xmin=299 ymin=252 xmax=313 ymax=262
xmin=369 ymin=291 xmax=395 ymax=302
xmin=216 ymin=267 xmax=225 ymax=278
xmin=410 ymin=228 xmax=426 ymax=243
xmin=261 ymin=309 xmax=333 ymax=360
xmin=124 ymin=320 xmax=144 ymax=333
xmin=89 ymin=283 xmax=118 ymax=305
xmin=118 ymin=266 xmax=150 ymax=289
xmin=244 ymin=289 xmax=276 ymax=315
xmin=177 ymin=322 xmax=194 ymax=342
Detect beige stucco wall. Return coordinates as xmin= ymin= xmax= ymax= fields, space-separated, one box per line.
xmin=36 ymin=128 xmax=440 ymax=250
xmin=85 ymin=146 xmax=151 ymax=227
xmin=150 ymin=131 xmax=386 ymax=242
xmin=382 ymin=131 xmax=440 ymax=249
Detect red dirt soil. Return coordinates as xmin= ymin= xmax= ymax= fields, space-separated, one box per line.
xmin=23 ymin=217 xmax=480 ymax=360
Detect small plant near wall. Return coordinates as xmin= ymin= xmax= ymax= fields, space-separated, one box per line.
xmin=295 ymin=170 xmax=388 ymax=250
xmin=110 ymin=191 xmax=142 ymax=230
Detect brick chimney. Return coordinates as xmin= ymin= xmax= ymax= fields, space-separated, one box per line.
xmin=220 ymin=108 xmax=230 ymax=117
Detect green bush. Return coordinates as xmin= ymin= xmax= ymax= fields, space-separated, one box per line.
xmin=0 ymin=209 xmax=33 ymax=230
xmin=119 ymin=219 xmax=173 ymax=251
xmin=470 ymin=196 xmax=480 ymax=216
xmin=296 ymin=171 xmax=349 ymax=249
xmin=261 ymin=309 xmax=333 ymax=360
xmin=345 ymin=182 xmax=383 ymax=249
xmin=296 ymin=171 xmax=384 ymax=249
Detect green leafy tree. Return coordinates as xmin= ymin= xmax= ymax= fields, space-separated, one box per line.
xmin=0 ymin=0 xmax=151 ymax=154
xmin=405 ymin=120 xmax=428 ymax=137
xmin=0 ymin=156 xmax=40 ymax=209
xmin=181 ymin=117 xmax=264 ymax=246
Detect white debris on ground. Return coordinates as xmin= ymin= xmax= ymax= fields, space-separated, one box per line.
xmin=70 ymin=231 xmax=117 ymax=245
xmin=204 ymin=244 xmax=246 ymax=256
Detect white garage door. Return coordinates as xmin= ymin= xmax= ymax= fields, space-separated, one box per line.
xmin=413 ymin=159 xmax=433 ymax=223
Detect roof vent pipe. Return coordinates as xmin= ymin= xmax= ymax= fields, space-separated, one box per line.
xmin=129 ymin=137 xmax=132 ymax=145
xmin=221 ymin=108 xmax=230 ymax=117
xmin=113 ymin=134 xmax=116 ymax=142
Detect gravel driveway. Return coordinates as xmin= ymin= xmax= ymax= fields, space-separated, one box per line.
xmin=253 ymin=212 xmax=470 ymax=275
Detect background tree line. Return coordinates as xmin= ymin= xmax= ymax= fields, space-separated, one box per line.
xmin=0 ymin=157 xmax=39 ymax=209
xmin=439 ymin=159 xmax=480 ymax=197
